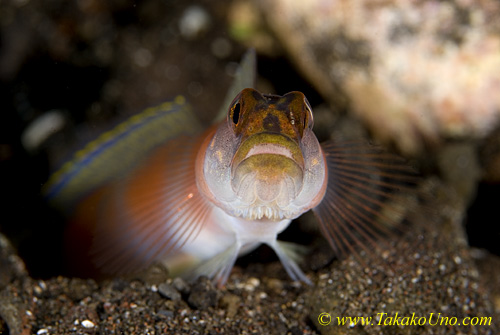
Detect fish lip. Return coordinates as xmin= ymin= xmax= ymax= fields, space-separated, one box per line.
xmin=231 ymin=132 xmax=304 ymax=172
xmin=243 ymin=143 xmax=294 ymax=160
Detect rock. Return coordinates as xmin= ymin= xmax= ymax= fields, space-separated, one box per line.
xmin=157 ymin=283 xmax=181 ymax=301
xmin=220 ymin=293 xmax=241 ymax=318
xmin=0 ymin=283 xmax=34 ymax=335
xmin=80 ymin=319 xmax=95 ymax=328
xmin=0 ymin=233 xmax=27 ymax=290
xmin=0 ymin=298 xmax=22 ymax=335
xmin=65 ymin=278 xmax=98 ymax=302
xmin=172 ymin=277 xmax=191 ymax=295
xmin=479 ymin=126 xmax=500 ymax=183
xmin=259 ymin=0 xmax=500 ymax=154
xmin=436 ymin=142 xmax=481 ymax=206
xmin=187 ymin=276 xmax=219 ymax=309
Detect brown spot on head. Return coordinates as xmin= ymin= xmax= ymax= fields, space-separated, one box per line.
xmin=263 ymin=113 xmax=281 ymax=133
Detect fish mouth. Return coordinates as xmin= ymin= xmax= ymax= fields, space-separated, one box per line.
xmin=230 ymin=133 xmax=305 ymax=216
xmin=230 ymin=204 xmax=300 ymax=221
xmin=231 ymin=133 xmax=305 ymax=170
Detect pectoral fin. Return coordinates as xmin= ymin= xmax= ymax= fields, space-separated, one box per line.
xmin=313 ymin=141 xmax=420 ymax=260
xmin=86 ymin=132 xmax=214 ymax=275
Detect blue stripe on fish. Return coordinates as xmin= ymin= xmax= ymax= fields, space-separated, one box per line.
xmin=44 ymin=96 xmax=201 ymax=210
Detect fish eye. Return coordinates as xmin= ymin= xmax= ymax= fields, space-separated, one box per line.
xmin=231 ymin=102 xmax=241 ymax=125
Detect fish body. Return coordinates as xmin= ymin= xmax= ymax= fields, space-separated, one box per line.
xmin=188 ymin=89 xmax=327 ymax=284
xmin=45 ymin=53 xmax=418 ymax=286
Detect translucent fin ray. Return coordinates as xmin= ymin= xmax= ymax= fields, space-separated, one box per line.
xmin=185 ymin=243 xmax=240 ymax=288
xmin=90 ymin=133 xmax=213 ymax=274
xmin=215 ymin=49 xmax=256 ymax=123
xmin=271 ymin=241 xmax=311 ymax=285
xmin=313 ymin=140 xmax=420 ymax=260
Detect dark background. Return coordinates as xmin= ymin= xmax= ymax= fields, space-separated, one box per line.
xmin=0 ymin=0 xmax=497 ymax=279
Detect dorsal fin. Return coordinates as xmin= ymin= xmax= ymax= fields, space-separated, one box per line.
xmin=214 ymin=49 xmax=256 ymax=123
xmin=44 ymin=97 xmax=201 ymax=211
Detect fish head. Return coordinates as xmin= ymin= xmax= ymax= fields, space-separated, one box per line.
xmin=198 ymin=88 xmax=327 ymax=221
